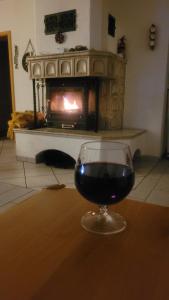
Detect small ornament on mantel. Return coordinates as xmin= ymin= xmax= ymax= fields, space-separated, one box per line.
xmin=117 ymin=36 xmax=126 ymax=59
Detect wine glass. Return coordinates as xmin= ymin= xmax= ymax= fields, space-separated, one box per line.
xmin=74 ymin=141 xmax=135 ymax=235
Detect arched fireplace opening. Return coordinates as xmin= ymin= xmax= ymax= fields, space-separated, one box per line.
xmin=36 ymin=149 xmax=76 ymax=169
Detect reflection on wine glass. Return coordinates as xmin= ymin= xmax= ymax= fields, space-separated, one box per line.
xmin=74 ymin=141 xmax=135 ymax=235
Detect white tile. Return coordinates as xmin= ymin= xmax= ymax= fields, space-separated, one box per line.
xmin=153 ymin=174 xmax=169 ymax=192
xmin=24 ymin=162 xmax=51 ymax=169
xmin=0 ymin=156 xmax=18 ymax=164
xmin=146 ymin=190 xmax=169 ymax=207
xmin=0 ymin=161 xmax=23 ymax=170
xmin=0 ymin=182 xmax=16 ymax=194
xmin=55 ymin=173 xmax=74 ymax=185
xmin=25 ymin=167 xmax=53 ymax=177
xmin=132 ymin=176 xmax=144 ymax=190
xmin=26 ymin=175 xmax=59 ymax=189
xmin=150 ymin=161 xmax=169 ymax=176
xmin=3 ymin=139 xmax=16 ymax=147
xmin=0 ymin=169 xmax=25 ymax=179
xmin=134 ymin=156 xmax=158 ymax=176
xmin=128 ymin=175 xmax=159 ymax=201
xmin=13 ymin=190 xmax=38 ymax=203
xmin=0 ymin=202 xmax=16 ymax=214
xmin=0 ymin=157 xmax=17 ymax=162
xmin=52 ymin=168 xmax=74 ymax=175
xmin=65 ymin=183 xmax=76 ymax=189
xmin=162 ymin=162 xmax=169 ymax=173
xmin=128 ymin=190 xmax=146 ymax=202
xmin=0 ymin=186 xmax=34 ymax=206
xmin=0 ymin=177 xmax=26 ymax=187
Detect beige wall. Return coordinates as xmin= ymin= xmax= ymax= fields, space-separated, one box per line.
xmin=35 ymin=0 xmax=91 ymax=53
xmin=102 ymin=0 xmax=169 ymax=156
xmin=90 ymin=0 xmax=103 ymax=50
xmin=0 ymin=0 xmax=36 ymax=111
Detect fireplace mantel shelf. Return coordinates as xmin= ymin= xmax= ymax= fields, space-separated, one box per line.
xmin=14 ymin=128 xmax=146 ymax=140
xmin=27 ymin=49 xmax=124 ymax=79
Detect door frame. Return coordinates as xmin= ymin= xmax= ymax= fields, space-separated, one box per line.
xmin=0 ymin=31 xmax=15 ymax=112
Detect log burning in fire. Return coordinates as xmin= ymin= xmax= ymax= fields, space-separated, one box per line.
xmin=63 ymin=97 xmax=79 ymax=111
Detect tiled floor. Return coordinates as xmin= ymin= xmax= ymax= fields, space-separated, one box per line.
xmin=0 ymin=138 xmax=169 ymax=213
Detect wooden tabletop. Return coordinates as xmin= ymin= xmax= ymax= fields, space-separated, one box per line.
xmin=0 ymin=188 xmax=169 ymax=300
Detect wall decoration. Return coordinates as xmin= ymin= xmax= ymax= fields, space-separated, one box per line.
xmin=44 ymin=10 xmax=76 ymax=35
xmin=14 ymin=45 xmax=19 ymax=69
xmin=55 ymin=32 xmax=65 ymax=44
xmin=22 ymin=39 xmax=35 ymax=72
xmin=117 ymin=36 xmax=126 ymax=59
xmin=149 ymin=24 xmax=157 ymax=50
xmin=108 ymin=14 xmax=116 ymax=37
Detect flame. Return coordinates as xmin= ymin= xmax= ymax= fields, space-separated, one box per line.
xmin=63 ymin=97 xmax=79 ymax=110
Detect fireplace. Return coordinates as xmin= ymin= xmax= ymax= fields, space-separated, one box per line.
xmin=15 ymin=51 xmax=146 ymax=166
xmin=46 ymin=77 xmax=99 ymax=131
xmin=29 ymin=50 xmax=126 ymax=132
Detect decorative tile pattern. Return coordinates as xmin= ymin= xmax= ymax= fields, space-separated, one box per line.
xmin=99 ymin=58 xmax=125 ymax=130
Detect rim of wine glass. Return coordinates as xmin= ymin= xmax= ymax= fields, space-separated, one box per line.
xmin=81 ymin=140 xmax=131 ymax=151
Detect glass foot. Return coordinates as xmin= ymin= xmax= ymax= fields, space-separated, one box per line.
xmin=81 ymin=208 xmax=127 ymax=235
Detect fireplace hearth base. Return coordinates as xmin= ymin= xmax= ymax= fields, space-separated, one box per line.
xmin=14 ymin=128 xmax=147 ymax=164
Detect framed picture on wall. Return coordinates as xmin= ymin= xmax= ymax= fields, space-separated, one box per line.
xmin=108 ymin=14 xmax=116 ymax=37
xmin=44 ymin=9 xmax=76 ymax=35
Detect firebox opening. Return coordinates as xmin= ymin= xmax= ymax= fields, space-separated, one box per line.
xmin=46 ymin=77 xmax=99 ymax=131
xmin=36 ymin=149 xmax=76 ymax=169
xmin=49 ymin=88 xmax=83 ymax=113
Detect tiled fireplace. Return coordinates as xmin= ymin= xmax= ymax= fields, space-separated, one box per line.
xmin=14 ymin=50 xmax=146 ymax=164
xmin=28 ymin=50 xmax=126 ymax=131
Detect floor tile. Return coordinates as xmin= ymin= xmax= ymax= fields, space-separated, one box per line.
xmin=0 ymin=161 xmax=23 ymax=170
xmin=0 ymin=169 xmax=25 ymax=179
xmin=24 ymin=162 xmax=51 ymax=169
xmin=0 ymin=182 xmax=16 ymax=194
xmin=24 ymin=167 xmax=53 ymax=177
xmin=134 ymin=156 xmax=158 ymax=176
xmin=55 ymin=172 xmax=74 ymax=185
xmin=146 ymin=190 xmax=169 ymax=207
xmin=128 ymin=191 xmax=146 ymax=202
xmin=0 ymin=186 xmax=34 ymax=206
xmin=129 ymin=175 xmax=160 ymax=201
xmin=65 ymin=183 xmax=76 ymax=188
xmin=153 ymin=174 xmax=169 ymax=192
xmin=132 ymin=176 xmax=144 ymax=190
xmin=0 ymin=202 xmax=16 ymax=214
xmin=13 ymin=190 xmax=38 ymax=203
xmin=150 ymin=160 xmax=169 ymax=176
xmin=52 ymin=168 xmax=75 ymax=175
xmin=0 ymin=139 xmax=169 ymax=210
xmin=26 ymin=175 xmax=59 ymax=189
xmin=0 ymin=177 xmax=26 ymax=187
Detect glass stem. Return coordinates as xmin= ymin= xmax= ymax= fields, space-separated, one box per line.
xmin=99 ymin=205 xmax=108 ymax=216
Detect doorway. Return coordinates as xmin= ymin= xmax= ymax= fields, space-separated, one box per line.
xmin=0 ymin=31 xmax=15 ymax=137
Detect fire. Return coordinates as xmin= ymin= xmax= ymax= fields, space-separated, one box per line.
xmin=63 ymin=97 xmax=79 ymax=110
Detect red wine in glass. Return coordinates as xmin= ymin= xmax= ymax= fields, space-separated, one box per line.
xmin=74 ymin=141 xmax=135 ymax=235
xmin=75 ymin=162 xmax=134 ymax=205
